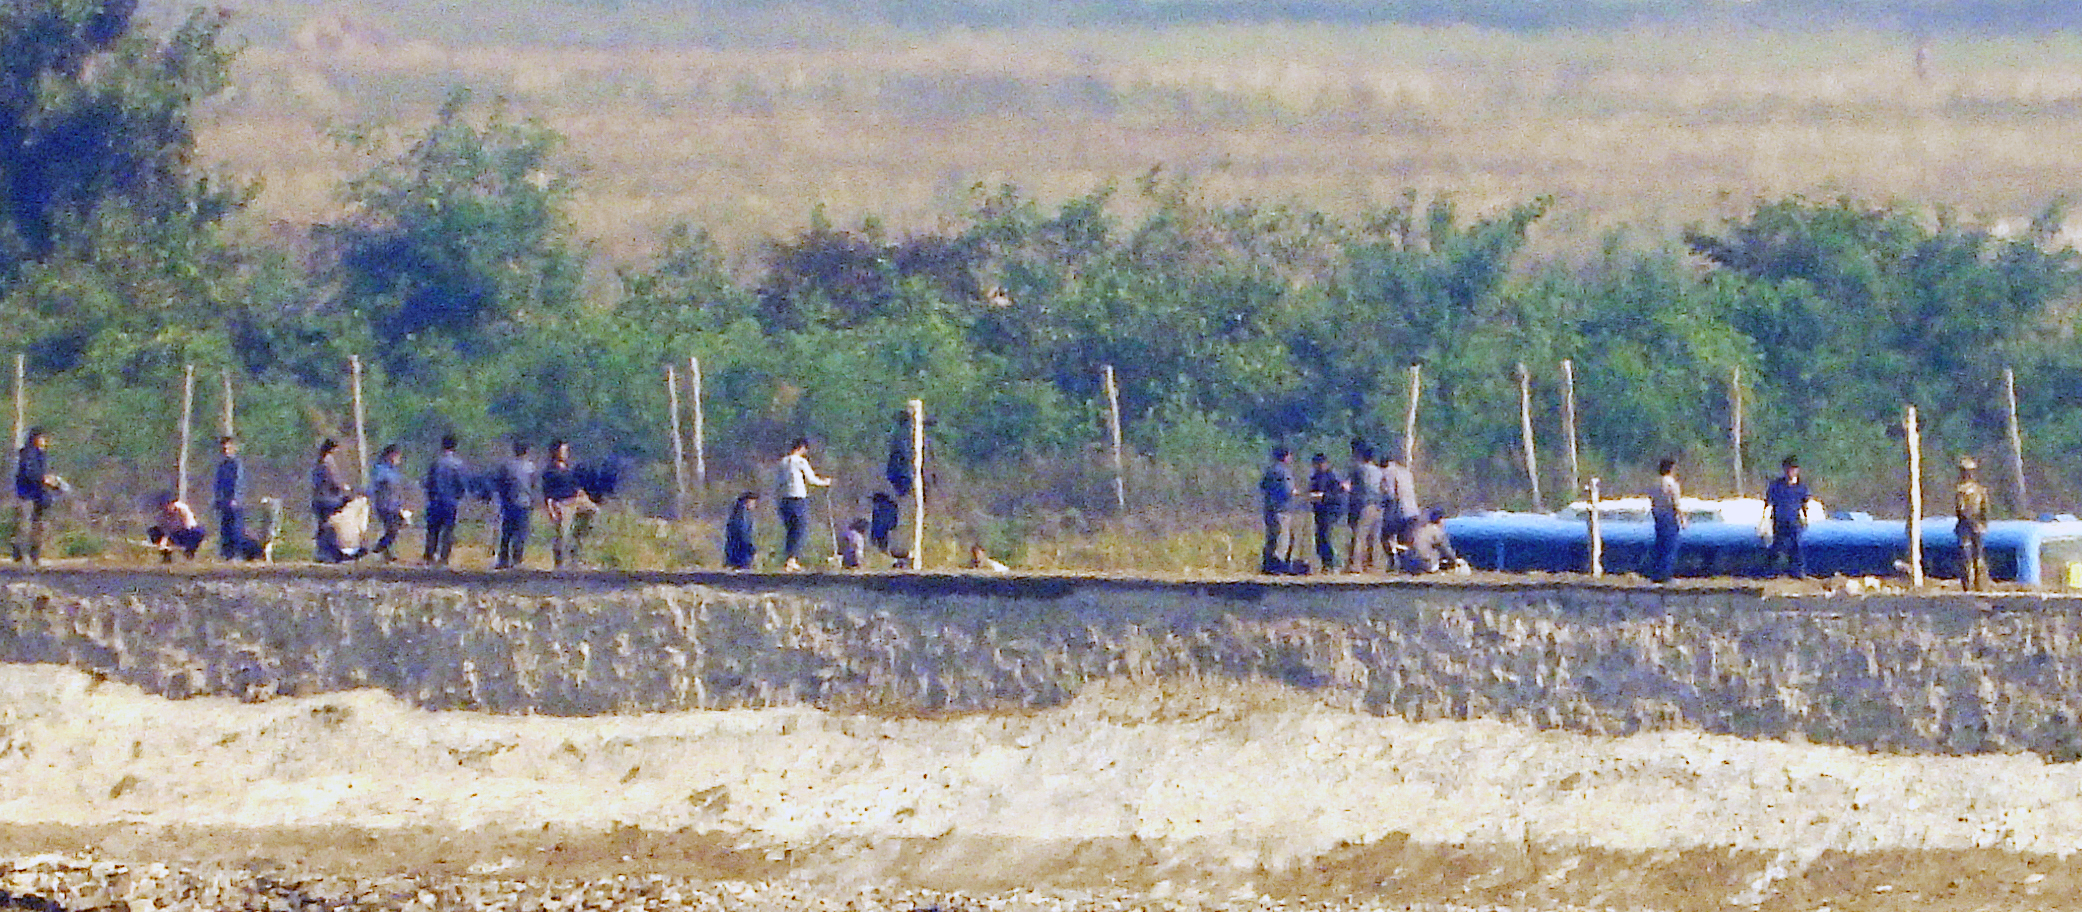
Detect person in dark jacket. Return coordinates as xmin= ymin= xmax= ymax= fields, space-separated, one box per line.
xmin=1306 ymin=453 xmax=1343 ymax=571
xmin=369 ymin=444 xmax=406 ymax=562
xmin=11 ymin=427 xmax=53 ymax=565
xmin=492 ymin=440 xmax=538 ymax=570
xmin=1762 ymin=455 xmax=1812 ymax=578
xmin=869 ymin=492 xmax=899 ymax=555
xmin=212 ymin=436 xmax=254 ymax=560
xmin=724 ymin=491 xmax=760 ymax=570
xmin=422 ymin=435 xmax=468 ymax=567
xmin=310 ymin=438 xmax=350 ymax=563
xmin=1260 ymin=446 xmax=1298 ymax=574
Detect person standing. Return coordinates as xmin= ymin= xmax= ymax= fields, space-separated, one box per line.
xmin=1762 ymin=455 xmax=1812 ymax=579
xmin=774 ymin=437 xmax=831 ymax=571
xmin=212 ymin=436 xmax=249 ymax=560
xmin=1956 ymin=456 xmax=1991 ymax=591
xmin=11 ymin=428 xmax=54 ymax=565
xmin=422 ymin=435 xmax=468 ymax=567
xmin=1306 ymin=453 xmax=1343 ymax=571
xmin=493 ymin=440 xmax=538 ymax=570
xmin=1381 ymin=447 xmax=1421 ymax=566
xmin=1260 ymin=446 xmax=1298 ymax=575
xmin=542 ymin=439 xmax=595 ymax=570
xmin=1345 ymin=441 xmax=1384 ymax=572
xmin=368 ymin=444 xmax=407 ymax=562
xmin=723 ymin=491 xmax=760 ymax=570
xmin=310 ymin=438 xmax=351 ymax=563
xmin=1647 ymin=457 xmax=1686 ymax=583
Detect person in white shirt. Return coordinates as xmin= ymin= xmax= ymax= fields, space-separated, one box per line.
xmin=147 ymin=492 xmax=206 ymax=562
xmin=774 ymin=437 xmax=831 ymax=570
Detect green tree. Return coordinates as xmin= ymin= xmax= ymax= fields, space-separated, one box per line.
xmin=319 ymin=89 xmax=585 ymax=376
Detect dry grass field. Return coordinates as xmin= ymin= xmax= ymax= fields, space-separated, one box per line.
xmin=193 ymin=11 xmax=2082 ymax=267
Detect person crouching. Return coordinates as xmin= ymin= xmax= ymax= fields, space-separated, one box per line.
xmin=147 ymin=492 xmax=206 ymax=563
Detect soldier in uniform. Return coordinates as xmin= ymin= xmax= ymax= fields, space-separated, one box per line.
xmin=1955 ymin=456 xmax=1991 ymax=591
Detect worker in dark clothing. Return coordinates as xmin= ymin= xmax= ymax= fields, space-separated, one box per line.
xmin=869 ymin=492 xmax=899 ymax=555
xmin=1345 ymin=440 xmax=1383 ymax=572
xmin=492 ymin=440 xmax=538 ymax=570
xmin=422 ymin=435 xmax=468 ymax=567
xmin=1956 ymin=456 xmax=1991 ymax=591
xmin=310 ymin=438 xmax=350 ymax=563
xmin=213 ymin=436 xmax=252 ymax=560
xmin=1260 ymin=446 xmax=1298 ymax=574
xmin=1307 ymin=453 xmax=1343 ymax=571
xmin=542 ymin=439 xmax=595 ymax=569
xmin=11 ymin=427 xmax=54 ymax=565
xmin=885 ymin=407 xmax=919 ymax=498
xmin=724 ymin=491 xmax=760 ymax=570
xmin=1762 ymin=455 xmax=1812 ymax=578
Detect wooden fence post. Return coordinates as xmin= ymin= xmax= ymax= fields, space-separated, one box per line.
xmin=2005 ymin=367 xmax=2029 ymax=516
xmin=666 ymin=365 xmax=687 ymax=521
xmin=1906 ymin=405 xmax=1924 ymax=588
xmin=177 ymin=364 xmax=194 ymax=504
xmin=689 ymin=356 xmax=707 ymax=491
xmin=1101 ymin=364 xmax=1126 ymax=511
xmin=1517 ymin=362 xmax=1542 ymax=511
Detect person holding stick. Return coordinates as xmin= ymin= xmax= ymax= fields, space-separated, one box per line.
xmin=422 ymin=435 xmax=468 ymax=567
xmin=1956 ymin=456 xmax=1991 ymax=591
xmin=1381 ymin=445 xmax=1420 ymax=568
xmin=774 ymin=437 xmax=830 ymax=571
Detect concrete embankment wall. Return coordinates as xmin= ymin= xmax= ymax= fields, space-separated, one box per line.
xmin=1 ymin=569 xmax=2078 ymax=756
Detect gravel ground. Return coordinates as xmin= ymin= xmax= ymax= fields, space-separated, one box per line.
xmin=1 ymin=666 xmax=2080 ymax=910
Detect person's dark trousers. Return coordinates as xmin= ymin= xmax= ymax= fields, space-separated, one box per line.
xmin=1769 ymin=523 xmax=1805 ymax=578
xmin=1312 ymin=508 xmax=1339 ymax=570
xmin=217 ymin=507 xmax=245 ymax=559
xmin=1959 ymin=523 xmax=1989 ymax=591
xmin=312 ymin=502 xmax=340 ymax=563
xmin=424 ymin=502 xmax=458 ymax=565
xmin=374 ymin=509 xmax=404 ymax=559
xmin=1649 ymin=515 xmax=1681 ymax=582
xmin=496 ymin=506 xmax=530 ymax=568
xmin=780 ymin=496 xmax=810 ymax=562
xmin=1261 ymin=509 xmax=1294 ymax=574
xmin=150 ymin=525 xmax=206 ymax=559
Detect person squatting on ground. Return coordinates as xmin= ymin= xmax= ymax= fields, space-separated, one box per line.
xmin=11 ymin=428 xmax=54 ymax=565
xmin=1345 ymin=440 xmax=1385 ymax=572
xmin=1956 ymin=456 xmax=1991 ymax=591
xmin=966 ymin=543 xmax=1008 ymax=572
xmin=542 ymin=439 xmax=596 ymax=569
xmin=493 ymin=441 xmax=539 ymax=569
xmin=1307 ymin=452 xmax=1343 ymax=571
xmin=723 ymin=491 xmax=759 ymax=570
xmin=422 ymin=435 xmax=468 ymax=567
xmin=1763 ymin=455 xmax=1812 ymax=578
xmin=369 ymin=444 xmax=406 ymax=562
xmin=839 ymin=518 xmax=867 ymax=569
xmin=1260 ymin=446 xmax=1300 ymax=574
xmin=146 ymin=492 xmax=205 ymax=562
xmin=310 ymin=438 xmax=352 ymax=563
xmin=1648 ymin=457 xmax=1685 ymax=583
xmin=1401 ymin=508 xmax=1460 ymax=574
xmin=774 ymin=437 xmax=831 ymax=571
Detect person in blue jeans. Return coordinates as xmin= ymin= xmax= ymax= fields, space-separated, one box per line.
xmin=1648 ymin=457 xmax=1685 ymax=583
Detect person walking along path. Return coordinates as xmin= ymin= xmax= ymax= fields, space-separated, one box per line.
xmin=774 ymin=437 xmax=831 ymax=571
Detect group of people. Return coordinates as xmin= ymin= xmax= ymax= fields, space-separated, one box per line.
xmin=1259 ymin=439 xmax=1458 ymax=576
xmin=723 ymin=429 xmax=929 ymax=572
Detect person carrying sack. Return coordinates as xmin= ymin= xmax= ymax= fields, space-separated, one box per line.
xmin=542 ymin=439 xmax=598 ymax=570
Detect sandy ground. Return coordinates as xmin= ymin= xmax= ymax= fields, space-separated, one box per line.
xmin=1 ymin=664 xmax=2080 ymax=910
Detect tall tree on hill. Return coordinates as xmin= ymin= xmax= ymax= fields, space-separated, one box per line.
xmin=319 ymin=89 xmax=586 ymax=378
